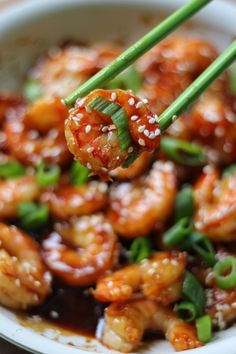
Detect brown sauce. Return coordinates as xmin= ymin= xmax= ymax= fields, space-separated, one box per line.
xmin=27 ymin=286 xmax=105 ymax=338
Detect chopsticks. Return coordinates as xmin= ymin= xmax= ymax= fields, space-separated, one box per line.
xmin=63 ymin=0 xmax=236 ymax=135
xmin=64 ymin=0 xmax=212 ymax=107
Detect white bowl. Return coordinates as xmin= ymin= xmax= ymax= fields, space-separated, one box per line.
xmin=0 ymin=0 xmax=236 ymax=353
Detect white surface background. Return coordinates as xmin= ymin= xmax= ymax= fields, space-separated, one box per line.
xmin=0 ymin=0 xmax=235 ymax=353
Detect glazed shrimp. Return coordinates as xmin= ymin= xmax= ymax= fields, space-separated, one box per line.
xmin=30 ymin=44 xmax=120 ymax=97
xmin=110 ymin=151 xmax=153 ymax=180
xmin=102 ymin=298 xmax=202 ymax=353
xmin=94 ymin=251 xmax=186 ymax=304
xmin=108 ymin=161 xmax=176 ymax=238
xmin=0 ymin=223 xmax=51 ymax=309
xmin=137 ymin=36 xmax=217 ymax=115
xmin=193 ymin=165 xmax=236 ymax=241
xmin=40 ymin=180 xmax=108 ymax=219
xmin=42 ymin=214 xmax=118 ymax=286
xmin=0 ymin=175 xmax=39 ymax=218
xmin=5 ymin=96 xmax=71 ymax=166
xmin=183 ymin=77 xmax=236 ymax=165
xmin=65 ymin=89 xmax=161 ymax=177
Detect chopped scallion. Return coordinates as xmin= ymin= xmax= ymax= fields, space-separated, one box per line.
xmin=122 ymin=153 xmax=140 ymax=168
xmin=160 ymin=137 xmax=206 ymax=166
xmin=222 ymin=163 xmax=236 ymax=179
xmin=23 ymin=79 xmax=43 ymax=102
xmin=129 ymin=237 xmax=151 ymax=264
xmin=0 ymin=161 xmax=26 ymax=179
xmin=87 ymin=96 xmax=131 ymax=150
xmin=70 ymin=161 xmax=90 ymax=186
xmin=196 ymin=315 xmax=212 ymax=343
xmin=18 ymin=201 xmax=49 ymax=230
xmin=106 ymin=66 xmax=143 ymax=93
xmin=175 ymin=301 xmax=197 ymax=322
xmin=213 ymin=256 xmax=236 ymax=290
xmin=175 ymin=186 xmax=194 ymax=221
xmin=163 ymin=217 xmax=192 ymax=246
xmin=36 ymin=163 xmax=60 ymax=187
xmin=229 ymin=63 xmax=236 ymax=96
xmin=182 ymin=271 xmax=206 ymax=316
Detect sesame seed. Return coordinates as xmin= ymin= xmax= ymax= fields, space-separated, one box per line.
xmin=128 ymin=98 xmax=135 ymax=106
xmin=138 ymin=125 xmax=146 ymax=133
xmin=155 ymin=128 xmax=161 ymax=136
xmin=112 ymin=288 xmax=121 ymax=296
xmin=231 ymin=302 xmax=236 ymax=308
xmin=86 ymin=163 xmax=91 ymax=169
xmin=86 ymin=107 xmax=92 ymax=113
xmin=111 ymin=92 xmax=117 ymax=101
xmin=107 ymin=281 xmax=114 ymax=288
xmin=138 ymin=138 xmax=145 ymax=146
xmin=50 ymin=310 xmax=59 ymax=319
xmin=148 ymin=117 xmax=156 ymax=124
xmin=15 ymin=279 xmax=21 ymax=287
xmin=131 ymin=115 xmax=139 ymax=121
xmin=87 ymin=147 xmax=94 ymax=153
xmin=136 ymin=101 xmax=143 ymax=109
xmin=128 ymin=146 xmax=134 ymax=153
xmin=148 ymin=132 xmax=156 ymax=140
xmin=142 ymin=98 xmax=148 ymax=104
xmin=171 ymin=259 xmax=178 ymax=266
xmin=85 ymin=125 xmax=91 ymax=134
xmin=144 ymin=129 xmax=150 ymax=137
xmin=101 ymin=126 xmax=109 ymax=132
xmin=162 ymin=258 xmax=169 ymax=265
xmin=172 ymin=115 xmax=178 ymax=122
xmin=77 ymin=113 xmax=84 ymax=119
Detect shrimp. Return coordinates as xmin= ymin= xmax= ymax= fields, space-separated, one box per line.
xmin=102 ymin=298 xmax=202 ymax=353
xmin=42 ymin=214 xmax=118 ymax=286
xmin=40 ymin=180 xmax=108 ymax=219
xmin=137 ymin=36 xmax=217 ymax=115
xmin=193 ymin=165 xmax=236 ymax=241
xmin=0 ymin=175 xmax=39 ymax=218
xmin=108 ymin=161 xmax=176 ymax=238
xmin=30 ymin=44 xmax=120 ymax=97
xmin=0 ymin=223 xmax=51 ymax=309
xmin=93 ymin=251 xmax=186 ymax=304
xmin=109 ymin=151 xmax=153 ymax=180
xmin=65 ymin=89 xmax=161 ymax=177
xmin=183 ymin=77 xmax=236 ymax=165
xmin=4 ymin=96 xmax=71 ymax=166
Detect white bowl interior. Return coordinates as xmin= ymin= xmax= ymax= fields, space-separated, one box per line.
xmin=0 ymin=0 xmax=236 ymax=353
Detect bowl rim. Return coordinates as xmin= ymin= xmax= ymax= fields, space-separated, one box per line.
xmin=0 ymin=0 xmax=236 ymax=353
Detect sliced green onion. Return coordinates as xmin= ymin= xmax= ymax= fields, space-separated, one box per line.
xmin=70 ymin=161 xmax=89 ymax=186
xmin=182 ymin=271 xmax=206 ymax=316
xmin=222 ymin=163 xmax=236 ymax=179
xmin=129 ymin=237 xmax=151 ymax=264
xmin=88 ymin=96 xmax=131 ymax=150
xmin=23 ymin=79 xmax=43 ymax=102
xmin=175 ymin=301 xmax=197 ymax=322
xmin=106 ymin=66 xmax=143 ymax=93
xmin=18 ymin=201 xmax=49 ymax=230
xmin=213 ymin=256 xmax=236 ymax=290
xmin=160 ymin=137 xmax=206 ymax=166
xmin=175 ymin=186 xmax=194 ymax=221
xmin=196 ymin=315 xmax=212 ymax=343
xmin=0 ymin=161 xmax=26 ymax=179
xmin=163 ymin=217 xmax=192 ymax=246
xmin=122 ymin=153 xmax=140 ymax=168
xmin=181 ymin=232 xmax=216 ymax=267
xmin=36 ymin=163 xmax=60 ymax=187
xmin=229 ymin=63 xmax=236 ymax=95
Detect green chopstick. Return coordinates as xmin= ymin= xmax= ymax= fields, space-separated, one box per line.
xmin=159 ymin=40 xmax=236 ymax=131
xmin=64 ymin=0 xmax=212 ymax=107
